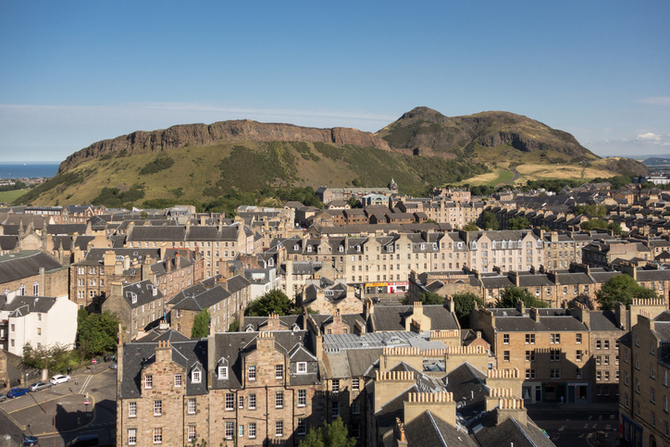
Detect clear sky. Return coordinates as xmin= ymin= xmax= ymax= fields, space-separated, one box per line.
xmin=1 ymin=0 xmax=668 ymax=162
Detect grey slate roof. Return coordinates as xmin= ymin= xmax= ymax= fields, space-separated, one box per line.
xmin=495 ymin=315 xmax=587 ymax=332
xmin=2 ymin=296 xmax=56 ymax=315
xmin=370 ymin=304 xmax=459 ymax=332
xmin=119 ymin=339 xmax=208 ymax=399
xmin=473 ymin=413 xmax=556 ymax=447
xmin=404 ymin=411 xmax=478 ymax=447
xmin=123 ymin=280 xmax=164 ymax=310
xmin=0 ymin=250 xmax=64 ymax=284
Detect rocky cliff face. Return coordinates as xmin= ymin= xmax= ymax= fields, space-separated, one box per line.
xmin=59 ymin=120 xmax=390 ymax=172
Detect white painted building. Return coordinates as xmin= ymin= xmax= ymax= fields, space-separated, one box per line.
xmin=0 ymin=294 xmax=78 ymax=356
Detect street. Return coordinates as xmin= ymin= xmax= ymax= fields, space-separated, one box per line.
xmin=528 ymin=406 xmax=619 ymax=447
xmin=0 ymin=362 xmax=117 ymax=446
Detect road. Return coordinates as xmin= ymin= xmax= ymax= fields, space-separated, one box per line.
xmin=528 ymin=407 xmax=619 ymax=447
xmin=0 ymin=362 xmax=117 ymax=446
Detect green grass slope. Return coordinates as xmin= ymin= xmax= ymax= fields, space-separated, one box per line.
xmin=14 ymin=140 xmax=488 ymax=206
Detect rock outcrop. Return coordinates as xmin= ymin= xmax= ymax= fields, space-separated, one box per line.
xmin=59 ymin=120 xmax=390 ymax=172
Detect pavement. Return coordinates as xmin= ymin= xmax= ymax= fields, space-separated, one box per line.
xmin=0 ymin=359 xmax=116 ymax=445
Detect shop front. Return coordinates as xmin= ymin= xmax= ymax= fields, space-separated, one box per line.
xmin=542 ymin=382 xmax=567 ymax=403
xmin=522 ymin=382 xmax=542 ymax=403
xmin=567 ymin=382 xmax=589 ymax=403
xmin=621 ymin=413 xmax=643 ymax=447
xmin=364 ymin=281 xmax=409 ymax=295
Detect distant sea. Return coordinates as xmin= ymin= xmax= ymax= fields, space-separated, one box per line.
xmin=0 ymin=163 xmax=59 ymax=179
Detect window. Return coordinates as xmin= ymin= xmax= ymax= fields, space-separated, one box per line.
xmin=188 ymin=398 xmax=196 ymax=414
xmin=188 ymin=426 xmax=196 ymax=442
xmin=239 ymin=396 xmax=244 ymax=409
xmin=248 ymin=366 xmax=256 ymax=381
xmin=174 ymin=374 xmax=182 ymax=387
xmin=550 ymin=350 xmax=560 ymax=361
xmin=297 ymin=362 xmax=307 ymax=374
xmin=525 ymin=334 xmax=535 ymax=344
xmin=298 ymin=389 xmax=306 ymax=407
xmin=129 ymin=402 xmax=137 ymax=418
xmin=225 ymin=393 xmax=234 ymax=410
xmin=249 ymin=423 xmax=257 ymax=439
xmin=352 ymin=423 xmax=361 ymax=439
xmin=249 ymin=394 xmax=256 ymax=410
xmin=604 ymin=355 xmax=610 ymax=366
xmin=192 ymin=370 xmax=201 ymax=383
xmin=218 ymin=366 xmax=228 ymax=379
xmin=576 ymin=350 xmax=583 ymax=362
xmin=275 ymin=421 xmax=284 ymax=438
xmin=332 ymin=379 xmax=340 ymax=393
xmin=153 ymin=428 xmax=162 ymax=444
xmin=225 ymin=422 xmax=234 ymax=439
xmin=154 ymin=400 xmax=162 ymax=416
xmin=576 ymin=368 xmax=582 ymax=379
xmin=275 ymin=391 xmax=284 ymax=408
xmin=296 ymin=417 xmax=307 ymax=435
xmin=652 ymin=387 xmax=656 ymax=403
xmin=526 ymin=369 xmax=536 ymax=379
xmin=665 ymin=370 xmax=668 ymax=387
xmin=332 ymin=401 xmax=340 ymax=417
xmin=128 ymin=428 xmax=137 ymax=445
xmin=352 ymin=378 xmax=360 ymax=390
xmin=504 ymin=351 xmax=510 ymax=362
xmin=33 ymin=282 xmax=39 ymax=296
xmin=526 ymin=351 xmax=535 ymax=361
xmin=145 ymin=375 xmax=153 ymax=389
xmin=665 ymin=396 xmax=669 ymax=413
xmin=352 ymin=400 xmax=360 ymax=414
xmin=596 ymin=356 xmax=601 ymax=366
xmin=604 ymin=340 xmax=610 ymax=350
xmin=665 ymin=421 xmax=669 ymax=437
xmin=652 ymin=412 xmax=656 ymax=427
xmin=275 ymin=364 xmax=284 ymax=379
xmin=576 ymin=333 xmax=582 ymax=344
xmin=550 ymin=369 xmax=561 ymax=379
xmin=550 ymin=334 xmax=560 ymax=344
xmin=503 ymin=334 xmax=510 ymax=344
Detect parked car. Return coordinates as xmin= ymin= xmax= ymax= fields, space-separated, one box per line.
xmin=28 ymin=381 xmax=50 ymax=392
xmin=0 ymin=393 xmax=7 ymax=402
xmin=7 ymin=388 xmax=29 ymax=398
xmin=109 ymin=362 xmax=117 ymax=370
xmin=50 ymin=374 xmax=71 ymax=385
xmin=23 ymin=435 xmax=38 ymax=446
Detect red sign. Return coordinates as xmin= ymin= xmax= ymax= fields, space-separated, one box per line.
xmin=84 ymin=399 xmax=90 ymax=406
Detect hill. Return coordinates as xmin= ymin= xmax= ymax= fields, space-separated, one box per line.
xmin=376 ymin=107 xmax=648 ymax=182
xmin=15 ymin=138 xmax=487 ymax=207
xmin=16 ymin=108 xmax=649 ymax=207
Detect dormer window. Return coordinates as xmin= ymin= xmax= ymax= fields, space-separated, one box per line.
xmin=339 ymin=246 xmax=344 ymax=252
xmin=356 ymin=245 xmax=361 ymax=252
xmin=293 ymin=244 xmax=299 ymax=251
xmin=128 ymin=292 xmax=137 ymax=304
xmin=218 ymin=366 xmax=228 ymax=380
xmin=297 ymin=362 xmax=307 ymax=374
xmin=307 ymin=246 xmax=312 ymax=252
xmin=192 ymin=368 xmax=201 ymax=383
xmin=457 ymin=242 xmax=463 ymax=249
xmin=420 ymin=244 xmax=426 ymax=250
xmin=387 ymin=245 xmax=394 ymax=253
xmin=432 ymin=243 xmax=438 ymax=250
xmin=268 ymin=258 xmax=274 ymax=267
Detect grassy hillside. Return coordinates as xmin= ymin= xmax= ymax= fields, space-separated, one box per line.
xmin=14 ymin=141 xmax=488 ymax=206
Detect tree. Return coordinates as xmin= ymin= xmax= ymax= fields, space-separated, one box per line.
xmin=495 ymin=286 xmax=548 ymax=309
xmin=508 ymin=216 xmax=530 ymax=230
xmin=596 ymin=274 xmax=657 ymax=310
xmin=191 ymin=308 xmax=211 ymax=338
xmin=463 ymin=221 xmax=479 ymax=231
xmin=452 ymin=292 xmax=484 ymax=327
xmin=76 ymin=310 xmax=120 ymax=359
xmin=245 ymin=289 xmax=295 ymax=316
xmin=228 ymin=320 xmax=240 ymax=332
xmin=347 ymin=197 xmax=360 ymax=208
xmin=299 ymin=417 xmax=356 ymax=447
xmin=401 ymin=291 xmax=444 ymax=305
xmin=481 ymin=211 xmax=499 ymax=230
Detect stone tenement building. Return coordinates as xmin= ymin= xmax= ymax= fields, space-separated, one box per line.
xmin=619 ymin=311 xmax=670 ymax=447
xmin=470 ymin=302 xmax=628 ymax=404
xmin=69 ymin=247 xmax=202 ymax=311
xmin=117 ymin=329 xmax=324 ymax=447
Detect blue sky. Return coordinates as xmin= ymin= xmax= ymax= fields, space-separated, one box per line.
xmin=1 ymin=0 xmax=668 ymax=162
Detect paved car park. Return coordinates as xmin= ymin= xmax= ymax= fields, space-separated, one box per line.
xmin=0 ymin=360 xmax=117 ymax=446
